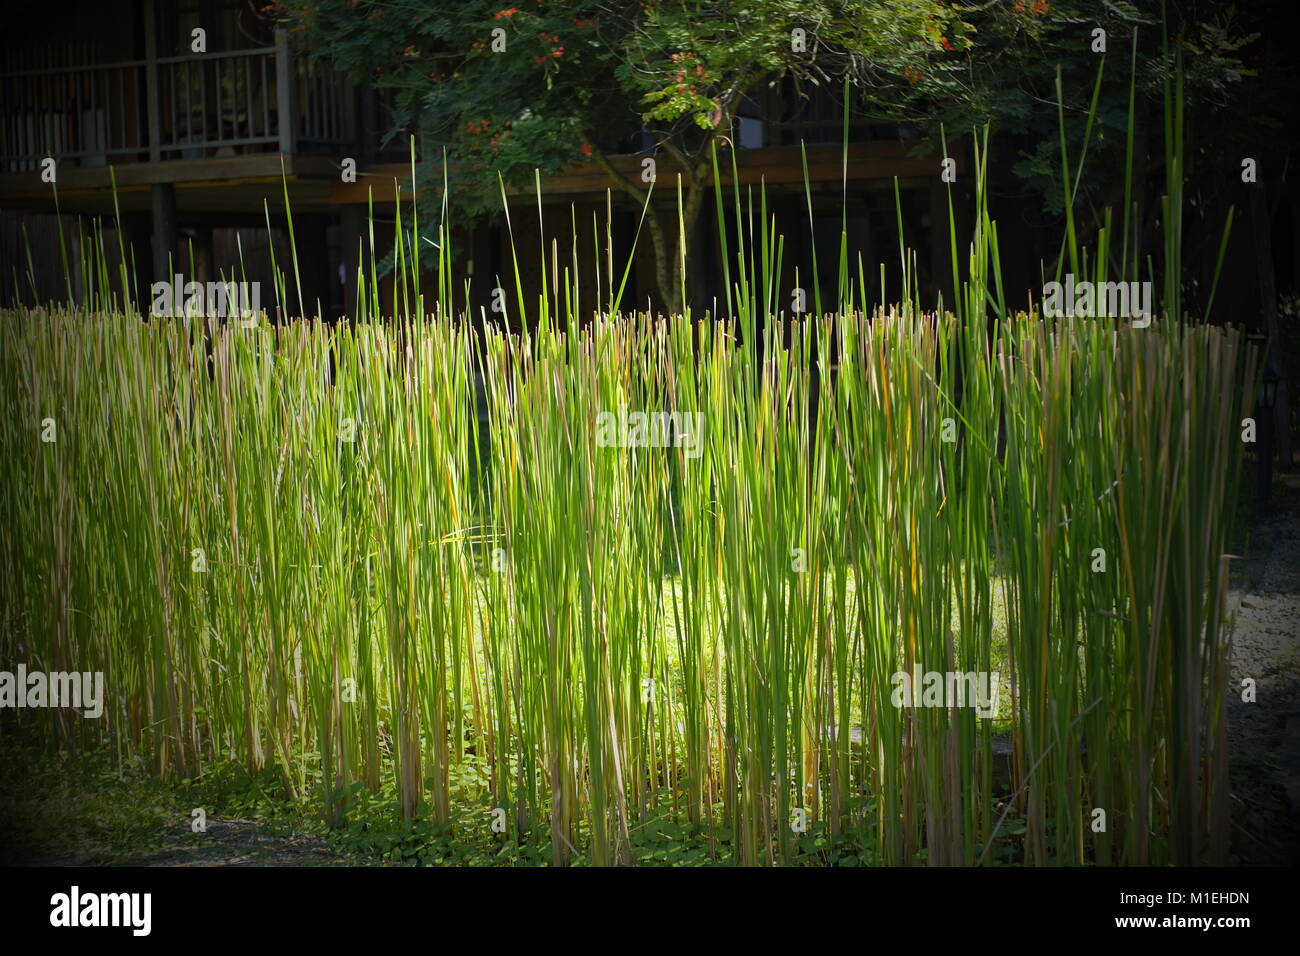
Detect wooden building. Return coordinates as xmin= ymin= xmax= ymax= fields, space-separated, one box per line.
xmin=1 ymin=0 xmax=975 ymax=321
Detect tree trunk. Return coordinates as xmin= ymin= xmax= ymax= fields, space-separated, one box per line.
xmin=642 ymin=207 xmax=678 ymax=316
xmin=591 ymin=144 xmax=712 ymax=317
xmin=635 ymin=179 xmax=708 ymax=316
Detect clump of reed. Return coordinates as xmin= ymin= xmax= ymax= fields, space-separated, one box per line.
xmin=0 ymin=45 xmax=1258 ymax=866
xmin=0 ymin=302 xmax=1255 ymax=866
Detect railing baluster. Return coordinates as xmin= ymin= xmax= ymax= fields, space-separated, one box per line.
xmin=228 ymin=56 xmax=235 ymax=143
xmin=224 ymin=57 xmax=232 ymax=143
xmin=215 ymin=56 xmax=223 ymax=144
xmin=244 ymin=56 xmax=254 ymax=144
xmin=16 ymin=71 xmax=22 ymax=165
xmin=330 ymin=73 xmax=340 ymax=140
xmin=317 ymin=70 xmax=327 ymax=141
xmin=320 ymin=65 xmax=328 ymax=140
xmin=31 ymin=53 xmax=37 ymax=163
xmin=25 ymin=61 xmax=31 ymax=165
xmin=63 ymin=66 xmax=72 ymax=156
xmin=310 ymin=61 xmax=320 ymax=140
xmin=231 ymin=56 xmax=239 ymax=143
xmin=260 ymin=55 xmax=270 ymax=140
xmin=25 ymin=69 xmax=32 ymax=166
xmin=133 ymin=66 xmax=139 ymax=152
xmin=13 ymin=76 xmax=18 ymax=164
xmin=303 ymin=61 xmax=311 ymax=139
xmin=199 ymin=57 xmax=207 ymax=151
xmin=90 ymin=59 xmax=99 ymax=159
xmin=144 ymin=0 xmax=160 ymax=161
xmin=77 ymin=67 xmax=84 ymax=157
xmin=301 ymin=58 xmax=311 ymax=140
xmin=43 ymin=48 xmax=51 ymax=158
xmin=223 ymin=56 xmax=231 ymax=143
xmin=118 ymin=68 xmax=127 ymax=154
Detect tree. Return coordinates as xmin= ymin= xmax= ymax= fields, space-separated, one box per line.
xmin=921 ymin=0 xmax=1296 ymax=463
xmin=278 ymin=0 xmax=961 ymax=315
xmin=922 ymin=1 xmax=1280 ymax=284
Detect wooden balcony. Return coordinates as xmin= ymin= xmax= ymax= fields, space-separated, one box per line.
xmin=0 ymin=28 xmax=352 ymax=173
xmin=0 ymin=6 xmax=950 ymax=226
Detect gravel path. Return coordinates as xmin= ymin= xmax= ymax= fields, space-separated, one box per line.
xmin=130 ymin=818 xmax=362 ymax=867
xmin=1226 ymin=475 xmax=1300 ymax=864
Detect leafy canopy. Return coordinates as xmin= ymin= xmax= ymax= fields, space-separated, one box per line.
xmin=282 ymin=1 xmax=961 ymax=218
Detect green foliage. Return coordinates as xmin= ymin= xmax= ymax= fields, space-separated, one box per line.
xmin=924 ymin=0 xmax=1273 ymax=221
xmin=0 ymin=289 xmax=1254 ymax=867
xmin=0 ymin=731 xmax=180 ymax=865
xmin=280 ymin=0 xmax=957 ymax=302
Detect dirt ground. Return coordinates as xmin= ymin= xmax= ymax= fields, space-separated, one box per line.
xmin=1225 ymin=474 xmax=1300 ymax=864
xmin=13 ymin=817 xmax=366 ymax=868
xmin=127 ymin=818 xmax=359 ymax=867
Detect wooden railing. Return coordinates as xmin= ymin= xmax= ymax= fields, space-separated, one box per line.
xmin=1 ymin=39 xmax=900 ymax=175
xmin=0 ymin=59 xmax=147 ymax=170
xmin=0 ymin=29 xmax=353 ymax=172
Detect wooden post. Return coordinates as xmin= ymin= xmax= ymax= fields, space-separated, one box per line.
xmin=151 ymin=182 xmax=176 ymax=283
xmin=275 ymin=27 xmax=297 ymax=155
xmin=340 ymin=204 xmax=364 ymax=321
xmin=297 ymin=213 xmax=331 ymax=319
xmin=144 ymin=0 xmax=161 ymax=162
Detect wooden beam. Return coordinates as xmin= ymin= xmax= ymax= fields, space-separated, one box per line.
xmin=0 ymin=144 xmax=953 ymax=217
xmin=0 ymin=154 xmax=339 ymax=198
xmin=327 ymin=143 xmax=958 ymax=205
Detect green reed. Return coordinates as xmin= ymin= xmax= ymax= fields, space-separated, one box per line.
xmin=0 ymin=31 xmax=1258 ymax=865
